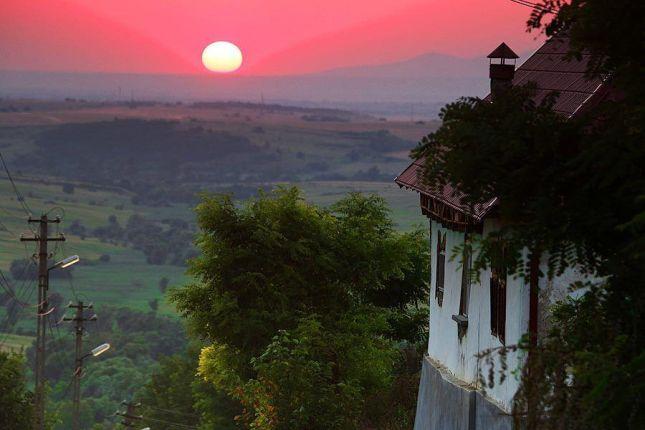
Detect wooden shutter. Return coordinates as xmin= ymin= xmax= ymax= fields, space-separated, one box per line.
xmin=435 ymin=231 xmax=446 ymax=307
xmin=498 ymin=273 xmax=506 ymax=344
xmin=490 ymin=244 xmax=507 ymax=343
xmin=458 ymin=233 xmax=471 ymax=316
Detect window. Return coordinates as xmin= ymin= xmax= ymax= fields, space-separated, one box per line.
xmin=490 ymin=244 xmax=507 ymax=344
xmin=452 ymin=233 xmax=471 ymax=336
xmin=435 ymin=231 xmax=446 ymax=306
xmin=458 ymin=233 xmax=471 ymax=317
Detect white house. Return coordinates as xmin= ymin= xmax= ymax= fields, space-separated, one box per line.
xmin=395 ymin=37 xmax=609 ymax=430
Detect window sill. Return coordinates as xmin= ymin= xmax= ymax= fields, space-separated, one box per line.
xmin=451 ymin=314 xmax=469 ymax=329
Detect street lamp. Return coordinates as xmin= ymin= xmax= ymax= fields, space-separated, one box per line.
xmin=72 ymin=343 xmax=111 ymax=430
xmin=49 ymin=254 xmax=80 ymax=271
xmin=87 ymin=342 xmax=110 ymax=358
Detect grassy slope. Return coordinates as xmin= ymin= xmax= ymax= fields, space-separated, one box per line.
xmin=0 ymin=179 xmax=189 ymax=316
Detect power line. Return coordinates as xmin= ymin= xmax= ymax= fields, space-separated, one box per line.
xmin=508 ymin=0 xmax=555 ymax=13
xmin=145 ymin=405 xmax=201 ymax=419
xmin=0 ymin=268 xmax=32 ymax=307
xmin=0 ymin=255 xmax=39 ymax=308
xmin=47 ymin=314 xmax=70 ymax=374
xmin=10 ymin=257 xmax=38 ymax=305
xmin=141 ymin=416 xmax=199 ymax=430
xmin=0 ymin=279 xmax=36 ymax=348
xmin=0 ymin=219 xmax=17 ymax=236
xmin=0 ymin=151 xmax=33 ymax=217
xmin=0 ymin=259 xmax=38 ymax=350
xmin=1 ymin=273 xmax=36 ymax=319
xmin=59 ymin=242 xmax=81 ymax=300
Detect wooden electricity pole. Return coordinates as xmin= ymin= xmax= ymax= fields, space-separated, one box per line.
xmin=116 ymin=400 xmax=143 ymax=428
xmin=64 ymin=301 xmax=95 ymax=430
xmin=21 ymin=215 xmax=64 ymax=430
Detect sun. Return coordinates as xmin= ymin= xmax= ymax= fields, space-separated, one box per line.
xmin=202 ymin=41 xmax=243 ymax=73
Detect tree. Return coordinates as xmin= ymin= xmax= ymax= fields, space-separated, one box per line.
xmin=412 ymin=1 xmax=644 ymax=428
xmin=172 ymin=188 xmax=429 ymax=429
xmin=9 ymin=258 xmax=36 ymax=281
xmin=137 ymin=344 xmax=238 ymax=430
xmin=0 ymin=352 xmax=33 ymax=429
xmin=148 ymin=299 xmax=159 ymax=313
xmin=158 ymin=277 xmax=169 ymax=294
xmin=199 ymin=314 xmax=395 ymax=430
xmin=38 ymin=305 xmax=189 ymax=429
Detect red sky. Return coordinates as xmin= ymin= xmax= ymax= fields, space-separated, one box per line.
xmin=0 ymin=0 xmax=544 ymax=76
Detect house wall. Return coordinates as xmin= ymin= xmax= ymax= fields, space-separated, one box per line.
xmin=427 ymin=219 xmax=530 ymax=411
xmin=423 ymin=217 xmax=596 ymax=419
xmin=416 ymin=217 xmax=595 ymax=430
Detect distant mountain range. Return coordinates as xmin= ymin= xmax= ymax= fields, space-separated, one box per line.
xmin=0 ymin=52 xmax=504 ymax=118
xmin=319 ymin=52 xmax=487 ymax=79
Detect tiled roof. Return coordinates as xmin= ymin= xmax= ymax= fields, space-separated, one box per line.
xmin=395 ymin=157 xmax=497 ymax=222
xmin=486 ymin=36 xmax=605 ymax=117
xmin=397 ymin=36 xmax=606 ymax=225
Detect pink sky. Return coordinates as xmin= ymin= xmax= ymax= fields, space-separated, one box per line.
xmin=1 ymin=0 xmax=544 ymax=76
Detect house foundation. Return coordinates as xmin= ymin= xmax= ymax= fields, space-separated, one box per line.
xmin=414 ymin=355 xmax=514 ymax=430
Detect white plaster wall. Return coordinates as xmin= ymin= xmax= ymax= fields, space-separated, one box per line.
xmin=423 ymin=217 xmax=596 ymax=415
xmin=426 ymin=219 xmax=530 ymax=411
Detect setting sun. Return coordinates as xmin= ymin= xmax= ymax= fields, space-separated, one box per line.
xmin=201 ymin=41 xmax=243 ymax=73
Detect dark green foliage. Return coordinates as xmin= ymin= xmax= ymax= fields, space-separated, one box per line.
xmin=136 ymin=344 xmax=238 ymax=430
xmin=92 ymin=215 xmax=124 ymax=244
xmin=32 ymin=306 xmax=188 ymax=429
xmin=230 ymin=314 xmax=395 ymax=430
xmin=172 ymin=188 xmax=429 ymax=429
xmin=412 ymin=2 xmax=644 ymax=428
xmin=89 ymin=214 xmax=196 ymax=266
xmin=339 ymin=129 xmax=410 ymax=153
xmin=0 ymin=352 xmax=33 ymax=430
xmin=25 ymin=119 xmax=254 ymax=185
xmin=67 ymin=220 xmax=87 ymax=238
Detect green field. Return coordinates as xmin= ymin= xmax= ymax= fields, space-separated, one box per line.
xmin=0 ymin=333 xmax=33 ymax=353
xmin=0 ymin=179 xmax=190 ymax=314
xmin=0 ymin=100 xmax=430 ymax=341
xmin=0 ymin=178 xmax=426 ymax=312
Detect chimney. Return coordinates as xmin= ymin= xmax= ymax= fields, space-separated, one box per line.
xmin=487 ymin=43 xmax=519 ymax=101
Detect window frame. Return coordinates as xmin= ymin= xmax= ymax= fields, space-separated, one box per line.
xmin=458 ymin=232 xmax=471 ymax=317
xmin=489 ymin=244 xmax=507 ymax=344
xmin=435 ymin=230 xmax=446 ymax=307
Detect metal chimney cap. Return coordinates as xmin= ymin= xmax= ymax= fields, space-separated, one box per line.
xmin=487 ymin=42 xmax=519 ymax=59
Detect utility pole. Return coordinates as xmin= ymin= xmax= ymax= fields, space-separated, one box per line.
xmin=21 ymin=215 xmax=64 ymax=430
xmin=116 ymin=400 xmax=143 ymax=428
xmin=64 ymin=301 xmax=96 ymax=430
